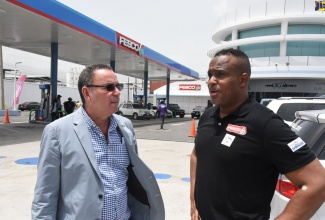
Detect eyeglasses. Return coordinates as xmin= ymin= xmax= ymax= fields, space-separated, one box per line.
xmin=86 ymin=83 xmax=124 ymax=91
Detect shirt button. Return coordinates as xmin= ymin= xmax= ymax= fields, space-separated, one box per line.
xmin=218 ymin=122 xmax=221 ymax=126
xmin=98 ymin=194 xmax=103 ymax=199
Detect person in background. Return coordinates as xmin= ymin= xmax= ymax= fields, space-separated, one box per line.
xmin=50 ymin=98 xmax=58 ymax=122
xmin=63 ymin=97 xmax=76 ymax=114
xmin=158 ymin=100 xmax=167 ymax=129
xmin=57 ymin=94 xmax=63 ymax=118
xmin=75 ymin=101 xmax=81 ymax=109
xmin=32 ymin=63 xmax=165 ymax=220
xmin=147 ymin=102 xmax=152 ymax=111
xmin=190 ymin=48 xmax=325 ymax=220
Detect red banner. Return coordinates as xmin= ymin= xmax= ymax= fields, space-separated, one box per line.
xmin=11 ymin=75 xmax=27 ymax=107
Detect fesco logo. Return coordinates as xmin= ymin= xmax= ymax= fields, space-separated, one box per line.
xmin=179 ymin=84 xmax=201 ymax=91
xmin=118 ymin=36 xmax=143 ymax=55
xmin=315 ymin=1 xmax=325 ymax=11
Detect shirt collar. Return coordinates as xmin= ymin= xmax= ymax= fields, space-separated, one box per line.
xmin=210 ymin=95 xmax=257 ymax=118
xmin=81 ymin=107 xmax=117 ymax=130
xmin=231 ymin=95 xmax=257 ymax=117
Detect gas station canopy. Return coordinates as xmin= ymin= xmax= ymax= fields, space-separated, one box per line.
xmin=0 ymin=0 xmax=200 ymax=81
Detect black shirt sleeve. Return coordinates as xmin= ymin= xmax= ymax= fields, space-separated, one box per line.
xmin=263 ymin=115 xmax=316 ymax=174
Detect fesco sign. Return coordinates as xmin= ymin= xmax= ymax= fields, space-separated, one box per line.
xmin=179 ymin=84 xmax=201 ymax=91
xmin=118 ymin=36 xmax=143 ymax=55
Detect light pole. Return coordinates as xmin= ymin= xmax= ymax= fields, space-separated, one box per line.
xmin=13 ymin=62 xmax=22 ymax=110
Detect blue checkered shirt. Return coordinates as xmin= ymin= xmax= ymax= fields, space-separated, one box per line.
xmin=82 ymin=108 xmax=131 ymax=220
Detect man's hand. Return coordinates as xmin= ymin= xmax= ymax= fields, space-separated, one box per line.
xmin=191 ymin=199 xmax=200 ymax=220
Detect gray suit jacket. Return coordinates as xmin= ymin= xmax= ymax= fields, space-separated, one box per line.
xmin=31 ymin=109 xmax=165 ymax=220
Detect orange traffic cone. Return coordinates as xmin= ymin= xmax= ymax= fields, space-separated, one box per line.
xmin=189 ymin=118 xmax=196 ymax=137
xmin=4 ymin=109 xmax=10 ymax=123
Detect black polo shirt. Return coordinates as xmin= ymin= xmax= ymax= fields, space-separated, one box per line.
xmin=194 ymin=95 xmax=315 ymax=220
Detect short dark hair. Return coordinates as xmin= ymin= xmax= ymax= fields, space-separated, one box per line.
xmin=78 ymin=64 xmax=113 ymax=104
xmin=214 ymin=48 xmax=251 ymax=76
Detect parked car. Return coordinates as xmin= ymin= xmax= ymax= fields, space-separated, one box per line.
xmin=132 ymin=103 xmax=157 ymax=119
xmin=270 ymin=109 xmax=325 ymax=219
xmin=168 ymin=103 xmax=185 ymax=118
xmin=116 ymin=102 xmax=152 ymax=120
xmin=18 ymin=101 xmax=40 ymax=111
xmin=191 ymin=106 xmax=206 ymax=119
xmin=260 ymin=98 xmax=275 ymax=106
xmin=266 ymin=97 xmax=325 ymax=125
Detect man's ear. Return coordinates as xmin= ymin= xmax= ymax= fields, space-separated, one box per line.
xmin=82 ymin=87 xmax=91 ymax=101
xmin=240 ymin=72 xmax=249 ymax=87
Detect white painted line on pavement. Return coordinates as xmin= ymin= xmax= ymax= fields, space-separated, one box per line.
xmin=170 ymin=123 xmax=185 ymax=126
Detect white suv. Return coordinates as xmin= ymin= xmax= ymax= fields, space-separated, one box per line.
xmin=270 ymin=109 xmax=325 ymax=219
xmin=117 ymin=102 xmax=152 ymax=120
xmin=266 ymin=97 xmax=325 ymax=125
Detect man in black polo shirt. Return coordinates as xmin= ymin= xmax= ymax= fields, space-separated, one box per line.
xmin=190 ymin=48 xmax=325 ymax=220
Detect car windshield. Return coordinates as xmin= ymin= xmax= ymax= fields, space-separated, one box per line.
xmin=292 ymin=119 xmax=325 ymax=159
xmin=132 ymin=104 xmax=145 ymax=109
xmin=193 ymin=106 xmax=205 ymax=111
xmin=278 ymin=103 xmax=325 ymax=122
xmin=169 ymin=104 xmax=180 ymax=110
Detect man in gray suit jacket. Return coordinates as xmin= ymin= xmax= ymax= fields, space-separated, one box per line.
xmin=32 ymin=64 xmax=165 ymax=220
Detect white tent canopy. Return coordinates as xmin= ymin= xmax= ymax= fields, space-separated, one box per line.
xmin=154 ymin=80 xmax=209 ymax=97
xmin=153 ymin=80 xmax=210 ymax=113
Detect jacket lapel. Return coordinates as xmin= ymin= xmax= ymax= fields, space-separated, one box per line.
xmin=114 ymin=117 xmax=140 ymax=163
xmin=73 ymin=109 xmax=101 ymax=178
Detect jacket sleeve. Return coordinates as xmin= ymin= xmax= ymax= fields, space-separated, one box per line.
xmin=31 ymin=124 xmax=61 ymax=220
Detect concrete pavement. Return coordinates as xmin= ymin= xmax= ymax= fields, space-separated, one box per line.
xmin=0 ymin=112 xmax=196 ymax=220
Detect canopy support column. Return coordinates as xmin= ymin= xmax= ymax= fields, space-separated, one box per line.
xmin=166 ymin=68 xmax=170 ymax=108
xmin=50 ymin=42 xmax=58 ymax=101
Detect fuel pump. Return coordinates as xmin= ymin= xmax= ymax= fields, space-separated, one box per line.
xmin=38 ymin=84 xmax=50 ymax=120
xmin=133 ymin=95 xmax=144 ymax=105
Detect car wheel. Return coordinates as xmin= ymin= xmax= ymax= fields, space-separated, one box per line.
xmin=180 ymin=115 xmax=185 ymax=118
xmin=191 ymin=115 xmax=194 ymax=118
xmin=133 ymin=113 xmax=138 ymax=120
